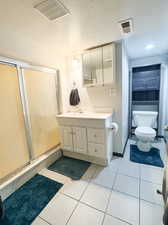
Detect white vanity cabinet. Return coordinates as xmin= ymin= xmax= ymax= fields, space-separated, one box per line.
xmin=57 ymin=113 xmax=113 ymax=166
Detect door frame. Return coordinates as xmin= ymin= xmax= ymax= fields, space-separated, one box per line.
xmin=129 ymin=64 xmax=161 ymax=137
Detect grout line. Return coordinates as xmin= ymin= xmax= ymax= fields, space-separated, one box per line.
xmin=65 ymin=201 xmax=79 ymax=225
xmin=112 ymin=189 xmax=139 ymax=200
xmin=140 ymin=198 xmax=164 ymax=207
xmin=39 ymin=216 xmax=52 ymax=225
xmin=105 ymin=212 xmax=133 ymax=225
xmin=100 ymin=172 xmax=118 ymax=225
xmin=116 ymin=171 xmax=140 ymax=179
xmin=79 ymin=200 xmax=106 ymax=214
xmin=61 ymin=192 xmax=81 ymax=201
xmin=116 ymin=171 xmax=140 ymax=180
xmin=65 ymin=165 xmax=99 ymax=225
xmin=140 ymin=178 xmax=163 ymax=185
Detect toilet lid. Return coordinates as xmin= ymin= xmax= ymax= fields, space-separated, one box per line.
xmin=135 ymin=126 xmax=156 ymax=137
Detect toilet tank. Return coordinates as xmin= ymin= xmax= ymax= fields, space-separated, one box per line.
xmin=133 ymin=111 xmax=158 ymax=127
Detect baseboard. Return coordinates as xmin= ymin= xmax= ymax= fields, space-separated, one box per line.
xmin=113 ymin=136 xmax=129 ymax=158
xmin=157 ymin=135 xmax=164 ymax=138
xmin=113 ymin=152 xmax=123 ymax=157
xmin=63 ymin=150 xmax=108 ymax=166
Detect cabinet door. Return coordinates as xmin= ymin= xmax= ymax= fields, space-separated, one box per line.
xmin=73 ymin=127 xmax=87 ymax=154
xmin=61 ymin=127 xmax=73 ymax=151
xmin=91 ymin=48 xmax=103 ymax=85
xmin=82 ymin=48 xmax=103 ymax=87
xmin=82 ymin=51 xmax=93 ymax=86
xmin=103 ymin=44 xmax=116 ymax=85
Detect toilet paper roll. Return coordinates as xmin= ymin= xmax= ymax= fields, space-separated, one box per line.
xmin=110 ymin=122 xmax=119 ymax=134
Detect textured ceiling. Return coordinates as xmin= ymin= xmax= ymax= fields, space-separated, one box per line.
xmin=0 ymin=0 xmax=167 ymax=68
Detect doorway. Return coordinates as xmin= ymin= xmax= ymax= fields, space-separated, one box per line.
xmin=129 ymin=64 xmax=161 ymax=136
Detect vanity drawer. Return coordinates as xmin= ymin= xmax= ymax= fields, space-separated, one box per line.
xmin=88 ymin=143 xmax=105 ymax=158
xmin=87 ymin=128 xmax=105 ymax=144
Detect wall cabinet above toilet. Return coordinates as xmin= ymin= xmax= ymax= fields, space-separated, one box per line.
xmin=82 ymin=43 xmax=116 ymax=87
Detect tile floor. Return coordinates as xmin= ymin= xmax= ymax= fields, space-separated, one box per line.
xmin=32 ymin=138 xmax=166 ymax=225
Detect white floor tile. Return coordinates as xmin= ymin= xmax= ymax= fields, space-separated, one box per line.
xmin=60 ymin=180 xmax=88 ymax=200
xmin=140 ymin=166 xmax=164 ymax=184
xmin=107 ymin=191 xmax=139 ymax=225
xmin=91 ymin=166 xmax=116 ymax=188
xmin=39 ymin=168 xmax=71 ymax=184
xmin=31 ymin=217 xmax=49 ymax=225
xmin=81 ymin=183 xmax=111 ymax=212
xmin=113 ymin=174 xmax=139 ymax=198
xmin=40 ymin=193 xmax=77 ymax=225
xmin=140 ymin=200 xmax=164 ymax=225
xmin=103 ymin=215 xmax=130 ymax=225
xmin=67 ymin=202 xmax=104 ymax=225
xmin=118 ymin=160 xmax=140 ymax=178
xmin=140 ymin=180 xmax=164 ymax=205
xmin=108 ymin=158 xmax=122 ymax=172
xmin=140 ymin=163 xmax=164 ymax=172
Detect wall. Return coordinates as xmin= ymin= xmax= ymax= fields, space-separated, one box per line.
xmin=60 ymin=41 xmax=129 ymax=154
xmin=121 ymin=43 xmax=129 ymax=149
xmin=61 ymin=56 xmax=115 ymax=114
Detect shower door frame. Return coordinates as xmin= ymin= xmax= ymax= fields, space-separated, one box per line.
xmin=0 ymin=57 xmax=60 ymax=183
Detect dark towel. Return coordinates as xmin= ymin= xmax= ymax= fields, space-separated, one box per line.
xmin=69 ymin=88 xmax=80 ymax=106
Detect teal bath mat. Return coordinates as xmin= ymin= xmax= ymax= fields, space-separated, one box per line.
xmin=130 ymin=144 xmax=164 ymax=168
xmin=48 ymin=156 xmax=91 ymax=180
xmin=0 ymin=174 xmax=63 ymax=225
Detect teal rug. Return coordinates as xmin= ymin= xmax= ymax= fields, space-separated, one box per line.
xmin=48 ymin=156 xmax=91 ymax=180
xmin=0 ymin=174 xmax=63 ymax=225
xmin=130 ymin=144 xmax=164 ymax=168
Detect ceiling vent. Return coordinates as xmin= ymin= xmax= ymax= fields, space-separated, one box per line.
xmin=34 ymin=0 xmax=70 ymax=21
xmin=118 ymin=18 xmax=133 ymax=36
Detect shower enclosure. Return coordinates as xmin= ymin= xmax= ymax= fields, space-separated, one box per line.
xmin=0 ymin=61 xmax=60 ymax=183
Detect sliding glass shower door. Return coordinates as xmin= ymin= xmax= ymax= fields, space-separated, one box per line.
xmin=0 ymin=64 xmax=29 ymax=180
xmin=23 ymin=69 xmax=60 ymax=158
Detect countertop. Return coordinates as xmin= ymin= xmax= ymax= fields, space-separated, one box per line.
xmin=56 ymin=112 xmax=113 ymax=120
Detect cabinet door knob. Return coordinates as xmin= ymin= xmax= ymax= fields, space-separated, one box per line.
xmin=94 ymin=134 xmax=97 ymax=138
xmin=94 ymin=149 xmax=98 ymax=152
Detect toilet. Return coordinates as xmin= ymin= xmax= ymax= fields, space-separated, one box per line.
xmin=133 ymin=111 xmax=158 ymax=152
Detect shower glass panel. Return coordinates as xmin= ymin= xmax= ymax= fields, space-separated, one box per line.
xmin=0 ymin=64 xmax=29 ymax=180
xmin=23 ymin=69 xmax=60 ymax=158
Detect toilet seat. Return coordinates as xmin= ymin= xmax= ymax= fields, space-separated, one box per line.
xmin=135 ymin=126 xmax=156 ymax=138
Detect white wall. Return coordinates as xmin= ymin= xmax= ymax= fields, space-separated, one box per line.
xmin=60 ymin=42 xmax=129 ymax=154
xmin=122 ymin=43 xmax=129 ymax=149
xmin=61 ymin=55 xmax=115 ymax=114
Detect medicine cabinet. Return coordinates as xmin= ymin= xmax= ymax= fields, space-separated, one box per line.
xmin=82 ymin=43 xmax=116 ymax=87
